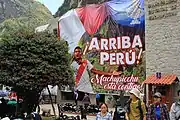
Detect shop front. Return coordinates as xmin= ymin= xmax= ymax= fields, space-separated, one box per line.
xmin=144 ymin=73 xmax=179 ymax=110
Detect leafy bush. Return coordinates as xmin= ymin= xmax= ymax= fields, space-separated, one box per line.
xmin=0 ymin=30 xmax=73 ymax=113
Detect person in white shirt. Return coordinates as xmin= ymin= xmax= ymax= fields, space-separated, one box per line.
xmin=71 ymin=46 xmax=119 ymax=94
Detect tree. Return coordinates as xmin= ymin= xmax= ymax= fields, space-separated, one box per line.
xmin=0 ymin=30 xmax=73 ymax=114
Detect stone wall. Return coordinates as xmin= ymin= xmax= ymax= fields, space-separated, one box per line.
xmin=145 ymin=0 xmax=180 ymax=78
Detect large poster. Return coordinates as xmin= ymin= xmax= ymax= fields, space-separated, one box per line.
xmin=58 ymin=0 xmax=145 ymax=93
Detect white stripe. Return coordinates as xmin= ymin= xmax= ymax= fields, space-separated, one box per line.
xmin=77 ymin=67 xmax=94 ymax=93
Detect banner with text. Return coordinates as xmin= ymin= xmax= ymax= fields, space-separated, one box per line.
xmin=59 ymin=0 xmax=145 ymax=93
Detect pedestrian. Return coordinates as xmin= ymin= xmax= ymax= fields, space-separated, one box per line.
xmin=81 ymin=93 xmax=90 ymax=120
xmin=74 ymin=87 xmax=78 ymax=105
xmin=82 ymin=93 xmax=90 ymax=107
xmin=125 ymin=88 xmax=147 ymax=120
xmin=170 ymin=90 xmax=180 ymax=120
xmin=0 ymin=98 xmax=8 ymax=118
xmin=147 ymin=92 xmax=170 ymax=120
xmin=80 ymin=105 xmax=87 ymax=120
xmin=96 ymin=103 xmax=112 ymax=120
xmin=96 ymin=93 xmax=100 ymax=106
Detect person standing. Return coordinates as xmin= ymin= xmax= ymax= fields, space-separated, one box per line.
xmin=74 ymin=87 xmax=78 ymax=105
xmin=82 ymin=93 xmax=90 ymax=107
xmin=96 ymin=103 xmax=112 ymax=120
xmin=170 ymin=90 xmax=180 ymax=120
xmin=125 ymin=88 xmax=147 ymax=120
xmin=147 ymin=92 xmax=170 ymax=120
xmin=96 ymin=93 xmax=100 ymax=106
xmin=0 ymin=98 xmax=8 ymax=118
xmin=81 ymin=93 xmax=90 ymax=120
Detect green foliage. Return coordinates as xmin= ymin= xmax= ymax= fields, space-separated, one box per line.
xmin=0 ymin=1 xmax=52 ymax=36
xmin=54 ymin=0 xmax=75 ymax=17
xmin=0 ymin=31 xmax=73 ymax=92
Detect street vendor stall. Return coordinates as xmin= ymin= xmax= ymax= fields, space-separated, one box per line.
xmin=143 ymin=73 xmax=180 ymax=110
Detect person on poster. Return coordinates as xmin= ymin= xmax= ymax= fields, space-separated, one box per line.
xmin=71 ymin=46 xmax=120 ymax=94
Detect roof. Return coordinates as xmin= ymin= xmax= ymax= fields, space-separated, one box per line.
xmin=143 ymin=74 xmax=177 ymax=85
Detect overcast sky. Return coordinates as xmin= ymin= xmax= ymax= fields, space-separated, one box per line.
xmin=43 ymin=0 xmax=64 ymax=14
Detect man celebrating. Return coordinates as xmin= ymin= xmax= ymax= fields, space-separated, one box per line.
xmin=71 ymin=46 xmax=119 ymax=94
xmin=71 ymin=46 xmax=94 ymax=93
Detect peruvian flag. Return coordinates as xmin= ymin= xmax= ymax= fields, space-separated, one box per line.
xmin=58 ymin=4 xmax=108 ymax=53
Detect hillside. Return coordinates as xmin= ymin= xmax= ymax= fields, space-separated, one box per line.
xmin=0 ymin=0 xmax=53 ymax=35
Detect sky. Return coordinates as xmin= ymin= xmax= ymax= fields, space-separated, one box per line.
xmin=40 ymin=0 xmax=64 ymax=15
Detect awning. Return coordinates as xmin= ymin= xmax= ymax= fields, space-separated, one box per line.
xmin=143 ymin=74 xmax=177 ymax=85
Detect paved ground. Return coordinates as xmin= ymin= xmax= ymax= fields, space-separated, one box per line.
xmin=39 ymin=104 xmax=115 ymax=120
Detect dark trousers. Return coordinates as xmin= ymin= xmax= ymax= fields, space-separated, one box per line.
xmin=96 ymin=98 xmax=100 ymax=106
xmin=75 ymin=99 xmax=77 ymax=106
xmin=80 ymin=107 xmax=87 ymax=120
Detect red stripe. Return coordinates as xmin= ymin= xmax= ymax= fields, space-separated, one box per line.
xmin=76 ymin=4 xmax=108 ymax=35
xmin=76 ymin=60 xmax=87 ymax=86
